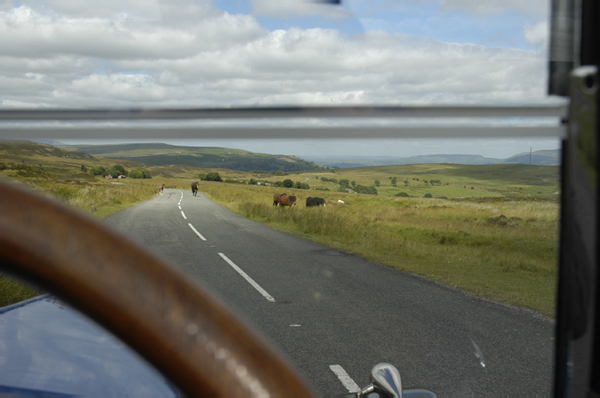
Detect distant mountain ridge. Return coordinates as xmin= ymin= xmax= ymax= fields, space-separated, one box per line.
xmin=306 ymin=149 xmax=560 ymax=168
xmin=47 ymin=142 xmax=560 ymax=170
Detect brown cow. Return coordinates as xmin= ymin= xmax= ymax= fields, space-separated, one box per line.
xmin=273 ymin=193 xmax=296 ymax=207
xmin=278 ymin=194 xmax=297 ymax=207
xmin=191 ymin=182 xmax=200 ymax=197
xmin=273 ymin=193 xmax=287 ymax=206
xmin=157 ymin=184 xmax=165 ymax=195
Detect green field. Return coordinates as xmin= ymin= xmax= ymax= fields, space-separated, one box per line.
xmin=196 ymin=182 xmax=559 ymax=317
xmin=1 ymin=141 xmax=560 ymax=317
xmin=301 ymin=163 xmax=559 ymax=198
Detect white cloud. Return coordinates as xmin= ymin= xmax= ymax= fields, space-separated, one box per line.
xmin=0 ymin=1 xmax=554 ymax=110
xmin=523 ymin=21 xmax=548 ymax=47
xmin=439 ymin=0 xmax=548 ymax=17
xmin=0 ymin=6 xmax=262 ymax=59
xmin=1 ymin=99 xmax=47 ymax=108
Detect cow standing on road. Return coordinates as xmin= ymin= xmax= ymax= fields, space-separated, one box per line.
xmin=191 ymin=182 xmax=200 ymax=197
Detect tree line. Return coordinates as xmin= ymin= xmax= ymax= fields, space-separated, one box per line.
xmin=318 ymin=177 xmax=377 ymax=195
xmin=84 ymin=164 xmax=152 ymax=179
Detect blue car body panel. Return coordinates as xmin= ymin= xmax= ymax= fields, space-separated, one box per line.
xmin=0 ymin=295 xmax=179 ymax=397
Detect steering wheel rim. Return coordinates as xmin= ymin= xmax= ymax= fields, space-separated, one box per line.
xmin=0 ymin=179 xmax=315 ymax=397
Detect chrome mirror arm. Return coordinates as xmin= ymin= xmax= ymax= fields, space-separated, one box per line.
xmin=355 ymin=363 xmax=436 ymax=398
xmin=358 ymin=385 xmax=376 ymax=397
xmin=357 ymin=363 xmax=403 ymax=398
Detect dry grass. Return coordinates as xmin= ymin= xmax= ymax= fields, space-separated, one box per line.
xmin=199 ymin=182 xmax=559 ymax=317
xmin=0 ymin=176 xmax=161 ymax=305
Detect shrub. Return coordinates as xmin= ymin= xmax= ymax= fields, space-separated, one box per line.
xmin=206 ymin=172 xmax=222 ymax=182
xmin=129 ymin=169 xmax=143 ymax=178
xmin=271 ymin=170 xmax=287 ymax=176
xmin=130 ymin=168 xmax=151 ymax=179
xmin=395 ymin=192 xmax=409 ymax=197
xmin=112 ymin=164 xmax=127 ymax=177
xmin=424 ymin=193 xmax=433 ymax=198
xmin=354 ymin=185 xmax=377 ymax=195
xmin=89 ymin=166 xmax=106 ymax=176
xmin=106 ymin=167 xmax=121 ymax=177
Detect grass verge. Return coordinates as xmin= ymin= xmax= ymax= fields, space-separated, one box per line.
xmin=0 ymin=176 xmax=161 ymax=306
xmin=198 ymin=182 xmax=559 ymax=317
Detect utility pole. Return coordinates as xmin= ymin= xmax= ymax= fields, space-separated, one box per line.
xmin=530 ymin=147 xmax=532 ymax=164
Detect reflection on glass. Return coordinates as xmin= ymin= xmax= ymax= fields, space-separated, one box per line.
xmin=0 ymin=0 xmax=561 ymax=396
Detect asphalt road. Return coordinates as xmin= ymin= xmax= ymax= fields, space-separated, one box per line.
xmin=105 ymin=189 xmax=555 ymax=396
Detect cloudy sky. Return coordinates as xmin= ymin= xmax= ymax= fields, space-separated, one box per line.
xmin=0 ymin=0 xmax=564 ymax=158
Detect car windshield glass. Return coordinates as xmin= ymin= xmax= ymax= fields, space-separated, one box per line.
xmin=1 ymin=1 xmax=561 ymax=396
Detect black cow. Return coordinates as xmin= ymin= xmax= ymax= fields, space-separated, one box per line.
xmin=306 ymin=197 xmax=326 ymax=207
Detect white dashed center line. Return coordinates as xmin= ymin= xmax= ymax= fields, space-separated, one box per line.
xmin=218 ymin=253 xmax=276 ymax=302
xmin=329 ymin=365 xmax=361 ymax=393
xmin=181 ymin=211 xmax=187 ymax=220
xmin=188 ymin=223 xmax=207 ymax=241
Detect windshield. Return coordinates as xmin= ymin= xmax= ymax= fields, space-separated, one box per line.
xmin=1 ymin=1 xmax=561 ymax=396
xmin=1 ymin=0 xmax=561 ymax=108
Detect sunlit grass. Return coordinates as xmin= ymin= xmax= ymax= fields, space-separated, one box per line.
xmin=0 ymin=176 xmax=162 ymax=305
xmin=199 ymin=182 xmax=559 ymax=317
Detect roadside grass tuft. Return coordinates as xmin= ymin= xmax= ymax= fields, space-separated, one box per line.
xmin=0 ymin=274 xmax=40 ymax=307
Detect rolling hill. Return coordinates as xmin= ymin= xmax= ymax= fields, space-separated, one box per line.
xmin=502 ymin=150 xmax=560 ymax=166
xmin=58 ymin=143 xmax=325 ymax=173
xmin=0 ymin=140 xmax=94 ymax=160
xmin=307 ymin=149 xmax=560 ymax=168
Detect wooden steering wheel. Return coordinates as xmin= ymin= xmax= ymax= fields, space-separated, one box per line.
xmin=0 ymin=179 xmax=315 ymax=397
